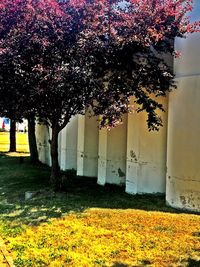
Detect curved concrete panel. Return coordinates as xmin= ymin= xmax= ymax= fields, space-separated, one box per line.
xmin=36 ymin=123 xmax=51 ymax=166
xmin=166 ymin=0 xmax=200 ymax=212
xmin=126 ymin=97 xmax=168 ymax=194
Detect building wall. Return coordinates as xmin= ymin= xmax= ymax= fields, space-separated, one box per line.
xmin=126 ymin=97 xmax=168 ymax=194
xmin=35 ymin=1 xmax=200 ymax=208
xmin=36 ymin=123 xmax=51 ymax=166
xmin=77 ymin=114 xmax=99 ymax=177
xmin=97 ymin=115 xmax=128 ymax=186
xmin=36 ymin=96 xmax=168 ymax=194
xmin=36 ymin=117 xmax=78 ymax=170
xmin=166 ymin=0 xmax=200 ymax=212
xmin=60 ymin=116 xmax=78 ymax=171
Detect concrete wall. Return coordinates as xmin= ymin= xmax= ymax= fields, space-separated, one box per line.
xmin=35 ymin=116 xmax=78 ymax=170
xmin=126 ymin=97 xmax=168 ymax=194
xmin=97 ymin=115 xmax=127 ymax=186
xmin=77 ymin=114 xmax=99 ymax=177
xmin=35 ymin=0 xmax=200 ymax=211
xmin=166 ymin=0 xmax=200 ymax=212
xmin=60 ymin=116 xmax=78 ymax=171
xmin=36 ymin=96 xmax=168 ymax=194
xmin=36 ymin=123 xmax=51 ymax=166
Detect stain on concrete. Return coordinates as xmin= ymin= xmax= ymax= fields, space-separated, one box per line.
xmin=118 ymin=168 xmax=125 ymax=177
xmin=180 ymin=195 xmax=187 ymax=205
xmin=130 ymin=150 xmax=137 ymax=161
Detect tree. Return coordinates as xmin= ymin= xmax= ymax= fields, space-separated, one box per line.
xmin=0 ymin=0 xmax=199 ymax=190
xmin=0 ymin=56 xmax=19 ymax=152
xmin=78 ymin=0 xmax=200 ymax=128
xmin=0 ymin=0 xmax=89 ymax=187
xmin=0 ymin=49 xmax=39 ymax=158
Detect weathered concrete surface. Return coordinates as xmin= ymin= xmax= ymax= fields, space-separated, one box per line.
xmin=36 ymin=117 xmax=78 ymax=170
xmin=126 ymin=97 xmax=168 ymax=194
xmin=60 ymin=116 xmax=78 ymax=171
xmin=166 ymin=77 xmax=200 ymax=212
xmin=106 ymin=115 xmax=127 ymax=185
xmin=36 ymin=123 xmax=51 ymax=166
xmin=166 ymin=0 xmax=200 ymax=212
xmin=35 ymin=1 xmax=200 ymax=211
xmin=77 ymin=114 xmax=99 ymax=177
xmin=36 ymin=104 xmax=168 ymax=194
xmin=97 ymin=127 xmax=107 ymax=185
xmin=97 ymin=115 xmax=127 ymax=186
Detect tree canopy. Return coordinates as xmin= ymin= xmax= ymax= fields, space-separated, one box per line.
xmin=0 ymin=0 xmax=199 ymax=189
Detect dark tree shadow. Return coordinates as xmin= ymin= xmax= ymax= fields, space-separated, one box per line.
xmin=0 ymin=154 xmax=198 ymax=227
xmin=112 ymin=263 xmax=129 ymax=267
xmin=187 ymin=258 xmax=200 ymax=267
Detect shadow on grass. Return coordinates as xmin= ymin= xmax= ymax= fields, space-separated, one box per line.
xmin=0 ymin=153 xmax=196 ymax=227
xmin=187 ymin=258 xmax=200 ymax=267
xmin=112 ymin=258 xmax=200 ymax=267
xmin=112 ymin=263 xmax=129 ymax=267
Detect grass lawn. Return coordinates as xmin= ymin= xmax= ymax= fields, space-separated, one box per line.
xmin=0 ymin=149 xmax=199 ymax=266
xmin=0 ymin=132 xmax=29 ymax=153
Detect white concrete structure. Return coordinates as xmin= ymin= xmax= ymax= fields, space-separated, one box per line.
xmin=59 ymin=116 xmax=78 ymax=171
xmin=77 ymin=114 xmax=99 ymax=177
xmin=36 ymin=1 xmax=200 ymax=212
xmin=36 ymin=99 xmax=168 ymax=195
xmin=36 ymin=123 xmax=51 ymax=166
xmin=166 ymin=0 xmax=200 ymax=212
xmin=126 ymin=97 xmax=168 ymax=195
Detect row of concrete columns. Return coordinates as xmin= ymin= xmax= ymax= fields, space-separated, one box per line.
xmin=36 ymin=95 xmax=168 ymax=195
xmin=36 ymin=0 xmax=200 ymax=212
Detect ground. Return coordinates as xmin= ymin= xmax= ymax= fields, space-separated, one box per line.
xmin=0 ymin=131 xmax=29 ymax=153
xmin=0 ymin=133 xmax=199 ymax=266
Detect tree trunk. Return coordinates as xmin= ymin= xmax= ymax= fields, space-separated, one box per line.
xmin=50 ymin=125 xmax=61 ymax=191
xmin=9 ymin=118 xmax=16 ymax=152
xmin=28 ymin=115 xmax=39 ymax=164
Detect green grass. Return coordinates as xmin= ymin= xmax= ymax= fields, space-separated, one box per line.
xmin=0 ymin=155 xmax=199 ymax=267
xmin=0 ymin=132 xmax=29 ymax=153
xmin=0 ymin=154 xmax=179 ymax=226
